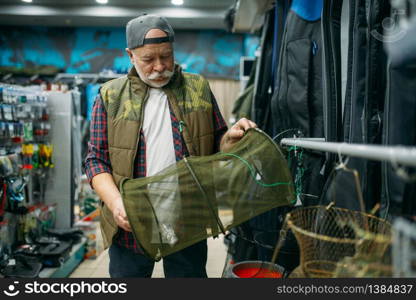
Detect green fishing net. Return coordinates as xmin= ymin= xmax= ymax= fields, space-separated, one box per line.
xmin=120 ymin=128 xmax=295 ymax=261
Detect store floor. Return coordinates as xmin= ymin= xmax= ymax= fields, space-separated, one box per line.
xmin=69 ymin=236 xmax=228 ymax=278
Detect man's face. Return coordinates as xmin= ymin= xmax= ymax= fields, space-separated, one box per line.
xmin=126 ymin=29 xmax=174 ymax=88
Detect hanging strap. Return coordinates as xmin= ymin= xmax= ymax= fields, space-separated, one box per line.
xmin=321 ymin=0 xmax=344 ymax=176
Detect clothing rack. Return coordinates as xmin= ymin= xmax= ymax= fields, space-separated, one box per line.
xmin=280 ymin=138 xmax=416 ymax=167
xmin=54 ymin=72 xmax=123 ymax=82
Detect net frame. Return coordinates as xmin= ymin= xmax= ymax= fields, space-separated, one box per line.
xmin=120 ymin=128 xmax=295 ymax=260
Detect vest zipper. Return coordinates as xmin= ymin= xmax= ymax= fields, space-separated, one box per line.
xmin=178 ymin=120 xmax=191 ymax=157
xmin=312 ymin=40 xmax=318 ymax=56
xmin=127 ymin=86 xmax=153 ymax=259
xmin=164 ymin=89 xmax=197 ymax=156
xmin=131 ymin=87 xmax=149 ymax=178
xmin=179 ymin=120 xmax=184 ymax=133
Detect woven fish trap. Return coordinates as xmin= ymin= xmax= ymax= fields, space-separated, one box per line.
xmin=285 ymin=205 xmax=391 ymax=278
xmin=333 ymin=256 xmax=393 ymax=277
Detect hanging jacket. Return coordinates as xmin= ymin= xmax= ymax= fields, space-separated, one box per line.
xmin=320 ymin=0 xmax=390 ymax=211
xmin=271 ymin=0 xmax=326 ymax=206
xmin=381 ymin=18 xmax=416 ymax=217
xmin=251 ymin=8 xmax=275 ymax=135
xmin=232 ymin=59 xmax=257 ymax=120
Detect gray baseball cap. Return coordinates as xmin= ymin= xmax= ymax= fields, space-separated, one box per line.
xmin=126 ymin=14 xmax=175 ymax=49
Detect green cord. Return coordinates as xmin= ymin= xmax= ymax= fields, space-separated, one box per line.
xmin=219 ymin=152 xmax=292 ymax=188
xmin=287 ymin=146 xmax=305 ymax=200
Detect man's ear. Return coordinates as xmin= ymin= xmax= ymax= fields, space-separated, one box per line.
xmin=125 ymin=48 xmax=134 ymax=63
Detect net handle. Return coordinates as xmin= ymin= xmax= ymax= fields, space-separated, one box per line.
xmin=183 ymin=156 xmax=226 ymax=234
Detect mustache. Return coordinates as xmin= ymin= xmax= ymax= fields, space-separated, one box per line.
xmin=147 ymin=70 xmax=174 ymax=80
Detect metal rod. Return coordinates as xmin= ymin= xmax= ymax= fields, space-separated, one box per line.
xmin=183 ymin=156 xmax=226 ymax=234
xmin=280 ymin=138 xmax=416 ymax=167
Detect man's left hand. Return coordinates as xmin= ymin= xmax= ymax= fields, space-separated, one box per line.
xmin=220 ymin=117 xmax=257 ymax=152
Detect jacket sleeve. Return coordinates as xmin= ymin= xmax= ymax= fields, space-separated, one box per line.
xmin=83 ymin=93 xmax=112 ymax=186
xmin=210 ymin=91 xmax=228 ymax=152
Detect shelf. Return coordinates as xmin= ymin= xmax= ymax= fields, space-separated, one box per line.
xmin=39 ymin=237 xmax=87 ymax=278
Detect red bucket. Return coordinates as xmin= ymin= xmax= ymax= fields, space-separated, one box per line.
xmin=230 ymin=261 xmax=285 ymax=278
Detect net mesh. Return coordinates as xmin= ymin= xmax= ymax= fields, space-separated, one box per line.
xmin=120 ymin=128 xmax=295 ymax=260
xmin=284 ymin=205 xmax=391 ymax=277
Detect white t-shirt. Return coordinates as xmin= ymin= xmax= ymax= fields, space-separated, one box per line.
xmin=142 ymin=88 xmax=179 ymax=245
xmin=142 ymin=88 xmax=176 ymax=177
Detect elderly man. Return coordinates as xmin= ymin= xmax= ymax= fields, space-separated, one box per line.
xmin=84 ymin=14 xmax=256 ymax=278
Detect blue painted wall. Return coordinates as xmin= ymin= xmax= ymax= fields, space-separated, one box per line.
xmin=0 ymin=26 xmax=259 ymax=79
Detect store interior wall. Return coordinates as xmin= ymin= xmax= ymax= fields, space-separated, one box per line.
xmin=0 ymin=26 xmax=259 ymax=80
xmin=0 ymin=26 xmax=255 ymax=122
xmin=207 ymin=78 xmax=240 ymax=125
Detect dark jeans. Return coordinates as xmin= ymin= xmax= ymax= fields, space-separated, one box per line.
xmin=108 ymin=240 xmax=208 ymax=278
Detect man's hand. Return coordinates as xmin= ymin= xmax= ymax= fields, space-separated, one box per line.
xmin=220 ymin=117 xmax=257 ymax=152
xmin=92 ymin=173 xmax=132 ymax=232
xmin=112 ymin=198 xmax=132 ymax=232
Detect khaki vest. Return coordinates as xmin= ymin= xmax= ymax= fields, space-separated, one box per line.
xmin=99 ymin=65 xmax=216 ymax=248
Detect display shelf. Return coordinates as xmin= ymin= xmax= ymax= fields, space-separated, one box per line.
xmin=39 ymin=236 xmax=87 ymax=278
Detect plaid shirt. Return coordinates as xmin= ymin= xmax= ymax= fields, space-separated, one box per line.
xmin=84 ymin=90 xmax=227 ymax=254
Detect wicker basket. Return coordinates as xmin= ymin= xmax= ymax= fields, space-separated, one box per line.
xmin=284 ymin=205 xmax=391 ymax=278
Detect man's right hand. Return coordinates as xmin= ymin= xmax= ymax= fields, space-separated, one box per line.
xmin=112 ymin=199 xmax=132 ymax=232
xmin=91 ymin=173 xmax=132 ymax=232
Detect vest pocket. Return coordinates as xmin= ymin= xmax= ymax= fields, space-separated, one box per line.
xmin=108 ymin=118 xmax=140 ymax=150
xmin=109 ymin=146 xmax=136 ymax=179
xmin=183 ymin=109 xmax=214 ymax=155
